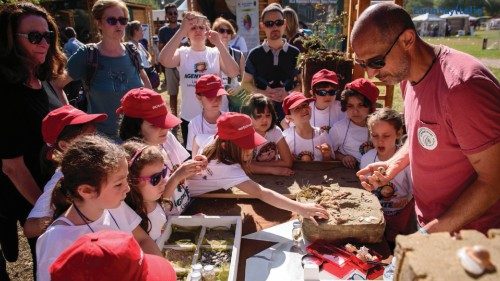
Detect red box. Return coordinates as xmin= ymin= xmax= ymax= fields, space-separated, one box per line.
xmin=306 ymin=241 xmax=384 ymax=279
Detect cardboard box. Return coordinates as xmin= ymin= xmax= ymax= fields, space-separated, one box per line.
xmin=156 ymin=215 xmax=242 ymax=281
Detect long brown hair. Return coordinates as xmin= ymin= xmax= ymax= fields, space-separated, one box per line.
xmin=0 ymin=2 xmax=66 ymax=83
xmin=122 ymin=139 xmax=165 ymax=234
xmin=202 ymin=137 xmax=251 ymax=173
xmin=51 ymin=135 xmax=127 ymax=219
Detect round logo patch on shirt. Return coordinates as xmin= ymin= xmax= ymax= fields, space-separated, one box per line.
xmin=417 ymin=127 xmax=437 ymax=150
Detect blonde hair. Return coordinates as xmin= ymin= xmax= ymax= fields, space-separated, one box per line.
xmin=92 ymin=0 xmax=129 ymax=20
xmin=283 ymin=6 xmax=300 ymax=40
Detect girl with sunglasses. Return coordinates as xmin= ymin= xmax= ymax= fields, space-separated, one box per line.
xmin=0 ymin=3 xmax=67 ymax=279
xmin=329 ymin=78 xmax=380 ymax=169
xmin=123 ymin=140 xmax=200 ymax=241
xmin=56 ymin=0 xmax=152 ymax=142
xmin=36 ymin=135 xmax=162 ymax=281
xmin=309 ymin=69 xmax=346 ymax=133
xmin=117 ymin=88 xmax=208 ymax=216
xmin=159 ymin=11 xmax=240 ymax=147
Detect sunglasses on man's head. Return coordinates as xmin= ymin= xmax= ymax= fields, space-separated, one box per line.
xmin=315 ymin=89 xmax=339 ymax=96
xmin=355 ymin=29 xmax=407 ymax=70
xmin=218 ymin=28 xmax=232 ymax=34
xmin=17 ymin=31 xmax=54 ymax=45
xmin=263 ymin=19 xmax=285 ymax=28
xmin=137 ymin=166 xmax=169 ymax=186
xmin=105 ymin=16 xmax=128 ymax=26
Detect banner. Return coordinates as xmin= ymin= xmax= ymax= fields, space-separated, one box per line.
xmin=236 ymin=0 xmax=260 ymax=50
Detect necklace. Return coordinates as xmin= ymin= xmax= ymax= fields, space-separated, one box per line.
xmin=312 ymin=102 xmax=331 ymax=128
xmin=293 ymin=127 xmax=315 ymax=160
xmin=72 ymin=203 xmax=120 ymax=233
xmin=411 ymin=47 xmax=440 ymax=85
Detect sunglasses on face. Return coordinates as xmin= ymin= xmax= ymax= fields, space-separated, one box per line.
xmin=17 ymin=31 xmax=54 ymax=44
xmin=105 ymin=16 xmax=128 ymax=26
xmin=138 ymin=166 xmax=169 ymax=186
xmin=218 ymin=28 xmax=232 ymax=34
xmin=315 ymin=89 xmax=339 ymax=96
xmin=263 ymin=19 xmax=285 ymax=28
xmin=356 ymin=29 xmax=406 ymax=70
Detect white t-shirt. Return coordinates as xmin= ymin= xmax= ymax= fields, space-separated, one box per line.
xmin=360 ymin=149 xmax=413 ymax=215
xmin=36 ymin=202 xmax=141 ymax=281
xmin=309 ymin=100 xmax=346 ymax=132
xmin=161 ymin=131 xmax=191 ymax=215
xmin=187 ymin=160 xmax=250 ymax=196
xmin=132 ymin=41 xmax=152 ymax=68
xmin=329 ymin=118 xmax=370 ymax=162
xmin=28 ymin=169 xmax=63 ymax=219
xmin=147 ymin=203 xmax=167 ymax=241
xmin=283 ymin=127 xmax=333 ymax=161
xmin=186 ymin=113 xmax=218 ymax=151
xmin=229 ymin=35 xmax=248 ymax=54
xmin=253 ymin=126 xmax=284 ymax=162
xmin=177 ymin=46 xmax=228 ymax=121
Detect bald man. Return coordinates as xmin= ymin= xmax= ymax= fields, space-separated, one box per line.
xmin=353 ymin=3 xmax=500 ymax=234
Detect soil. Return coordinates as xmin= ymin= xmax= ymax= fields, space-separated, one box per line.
xmin=5 ymin=224 xmax=34 ymax=281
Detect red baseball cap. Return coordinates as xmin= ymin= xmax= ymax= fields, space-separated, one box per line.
xmin=216 ymin=112 xmax=266 ymax=149
xmin=345 ymin=78 xmax=380 ymax=104
xmin=42 ymin=105 xmax=107 ymax=146
xmin=195 ymin=74 xmax=228 ymax=98
xmin=311 ymin=69 xmax=339 ymax=88
xmin=282 ymin=92 xmax=314 ymax=115
xmin=49 ymin=230 xmax=176 ymax=281
xmin=116 ymin=87 xmax=181 ymax=129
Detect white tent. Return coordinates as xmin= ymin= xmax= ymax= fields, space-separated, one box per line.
xmin=440 ymin=11 xmax=471 ymax=35
xmin=412 ymin=13 xmax=446 ymax=36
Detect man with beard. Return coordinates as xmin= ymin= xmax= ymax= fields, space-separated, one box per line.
xmin=242 ymin=3 xmax=301 ymax=121
xmin=354 ymin=3 xmax=500 ymax=234
xmin=158 ymin=3 xmax=180 ymax=116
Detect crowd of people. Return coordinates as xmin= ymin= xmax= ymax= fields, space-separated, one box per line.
xmin=0 ymin=0 xmax=498 ymax=280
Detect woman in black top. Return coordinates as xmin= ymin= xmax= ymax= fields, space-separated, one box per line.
xmin=0 ymin=2 xmax=66 ymax=279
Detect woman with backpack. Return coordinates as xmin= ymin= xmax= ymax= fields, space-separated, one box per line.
xmin=58 ymin=0 xmax=152 ymax=142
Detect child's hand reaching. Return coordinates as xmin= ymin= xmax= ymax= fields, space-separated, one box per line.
xmin=341 ymin=154 xmax=358 ymax=169
xmin=315 ymin=143 xmax=333 ymax=161
xmin=175 ymin=155 xmax=208 ymax=179
xmin=270 ymin=167 xmax=294 ymax=176
xmin=297 ymin=203 xmax=329 ymax=226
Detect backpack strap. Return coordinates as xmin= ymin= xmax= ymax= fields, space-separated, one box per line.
xmin=84 ymin=43 xmax=98 ymax=93
xmin=123 ymin=42 xmax=142 ymax=74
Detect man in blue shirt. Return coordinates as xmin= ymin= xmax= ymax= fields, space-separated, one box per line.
xmin=63 ymin=27 xmax=84 ymax=58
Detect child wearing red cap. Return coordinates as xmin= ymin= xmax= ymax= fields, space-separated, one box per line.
xmin=282 ymin=92 xmax=335 ymax=161
xmin=308 ymin=69 xmax=346 ymax=132
xmin=188 ymin=112 xmax=329 ymax=222
xmin=123 ymin=140 xmax=204 ymax=241
xmin=329 ymin=78 xmax=380 ymax=169
xmin=23 ymin=105 xmax=107 ymax=239
xmin=187 ymin=74 xmax=228 ymax=156
xmin=360 ymin=108 xmax=414 ymax=249
xmin=117 ymin=88 xmax=207 ymax=216
xmin=49 ymin=230 xmax=176 ymax=281
xmin=241 ymin=94 xmax=294 ymax=175
xmin=36 ymin=135 xmax=162 ymax=281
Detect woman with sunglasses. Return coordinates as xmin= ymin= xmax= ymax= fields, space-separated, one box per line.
xmin=159 ymin=11 xmax=240 ymax=147
xmin=117 ymin=88 xmax=208 ymax=217
xmin=0 ymin=2 xmax=67 ymax=279
xmin=57 ymin=0 xmax=152 ymax=142
xmin=212 ymin=17 xmax=245 ymax=85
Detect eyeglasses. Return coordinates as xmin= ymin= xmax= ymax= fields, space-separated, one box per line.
xmin=137 ymin=166 xmax=169 ymax=186
xmin=105 ymin=17 xmax=128 ymax=26
xmin=17 ymin=31 xmax=54 ymax=44
xmin=315 ymin=89 xmax=339 ymax=96
xmin=263 ymin=19 xmax=285 ymax=28
xmin=217 ymin=28 xmax=232 ymax=34
xmin=355 ymin=29 xmax=406 ymax=69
